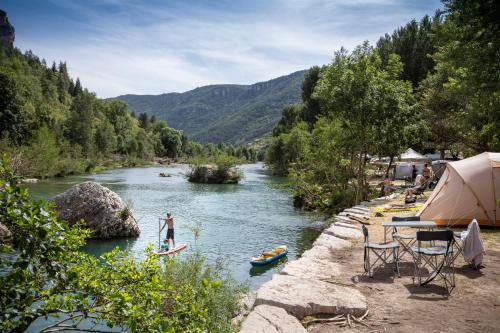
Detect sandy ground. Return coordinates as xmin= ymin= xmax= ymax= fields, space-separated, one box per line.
xmin=308 ymin=193 xmax=500 ymax=333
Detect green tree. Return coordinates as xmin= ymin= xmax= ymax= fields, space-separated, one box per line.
xmin=66 ymin=92 xmax=95 ymax=155
xmin=300 ymin=66 xmax=322 ymax=126
xmin=422 ymin=0 xmax=500 ymax=151
xmin=94 ymin=118 xmax=117 ymax=156
xmin=376 ymin=14 xmax=440 ymax=87
xmin=315 ymin=43 xmax=415 ymax=202
xmin=0 ymin=73 xmax=31 ymax=144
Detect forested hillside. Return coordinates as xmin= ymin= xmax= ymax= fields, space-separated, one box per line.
xmin=114 ymin=70 xmax=305 ymax=145
xmin=267 ymin=0 xmax=500 ymax=212
xmin=0 ymin=10 xmax=258 ymax=178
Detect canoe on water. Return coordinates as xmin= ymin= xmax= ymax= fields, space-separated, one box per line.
xmin=250 ymin=245 xmax=288 ymax=266
xmin=155 ymin=243 xmax=188 ymax=256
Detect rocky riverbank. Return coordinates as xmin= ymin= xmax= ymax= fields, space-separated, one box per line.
xmin=238 ymin=204 xmax=372 ymax=332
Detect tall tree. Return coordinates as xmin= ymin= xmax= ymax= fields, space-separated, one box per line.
xmin=315 ymin=43 xmax=415 ymax=202
xmin=0 ymin=73 xmax=31 ymax=144
xmin=421 ymin=0 xmax=500 ymax=151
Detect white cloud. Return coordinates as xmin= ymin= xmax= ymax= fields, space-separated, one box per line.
xmin=14 ymin=0 xmax=441 ymax=97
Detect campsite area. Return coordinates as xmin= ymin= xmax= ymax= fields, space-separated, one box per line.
xmin=309 ymin=196 xmax=500 ymax=333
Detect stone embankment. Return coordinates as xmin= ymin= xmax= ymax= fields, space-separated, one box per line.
xmin=239 ymin=204 xmax=372 ymax=332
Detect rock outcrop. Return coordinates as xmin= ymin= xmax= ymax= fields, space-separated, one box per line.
xmin=54 ymin=182 xmax=140 ymax=238
xmin=239 ymin=305 xmax=307 ymax=333
xmin=0 ymin=10 xmax=15 ymax=48
xmin=255 ymin=274 xmax=367 ymax=319
xmin=187 ymin=164 xmax=240 ymax=184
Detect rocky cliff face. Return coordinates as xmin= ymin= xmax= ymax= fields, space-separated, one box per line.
xmin=0 ymin=10 xmax=15 ymax=48
xmin=54 ymin=182 xmax=140 ymax=239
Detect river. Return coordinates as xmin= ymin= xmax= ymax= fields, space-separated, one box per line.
xmin=27 ymin=163 xmax=323 ymax=289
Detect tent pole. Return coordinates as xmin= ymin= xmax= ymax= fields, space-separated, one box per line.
xmin=158 ymin=218 xmax=161 ymax=249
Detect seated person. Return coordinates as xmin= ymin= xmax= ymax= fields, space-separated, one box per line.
xmin=404 ymin=174 xmax=427 ymax=199
xmin=160 ymin=239 xmax=169 ymax=251
xmin=382 ymin=177 xmax=396 ymax=196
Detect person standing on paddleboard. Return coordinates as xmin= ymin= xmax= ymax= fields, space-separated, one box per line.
xmin=161 ymin=212 xmax=175 ymax=249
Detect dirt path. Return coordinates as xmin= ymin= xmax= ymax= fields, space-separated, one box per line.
xmin=309 ymin=197 xmax=500 ymax=333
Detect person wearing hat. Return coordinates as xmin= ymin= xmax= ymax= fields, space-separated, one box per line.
xmin=161 ymin=212 xmax=175 ymax=249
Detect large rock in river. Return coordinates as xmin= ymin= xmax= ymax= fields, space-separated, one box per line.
xmin=188 ymin=164 xmax=240 ymax=184
xmin=54 ymin=182 xmax=140 ymax=238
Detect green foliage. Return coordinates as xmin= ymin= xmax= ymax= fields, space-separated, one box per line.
xmin=0 ymin=72 xmax=32 ymax=144
xmin=162 ymin=251 xmax=247 ymax=332
xmin=0 ymin=157 xmax=91 ymax=332
xmin=0 ymin=158 xmax=245 ymax=332
xmin=376 ymin=14 xmax=439 ymax=87
xmin=267 ymin=44 xmax=416 ymax=209
xmin=421 ymin=0 xmax=500 ymax=151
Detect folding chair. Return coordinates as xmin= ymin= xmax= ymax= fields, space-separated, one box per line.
xmin=411 ymin=229 xmax=455 ymax=293
xmin=452 ymin=231 xmax=465 ymax=264
xmin=362 ymin=225 xmax=400 ymax=278
xmin=391 ymin=216 xmax=420 ymax=260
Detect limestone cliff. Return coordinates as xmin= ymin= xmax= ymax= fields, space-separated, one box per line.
xmin=0 ymin=10 xmax=15 ymax=48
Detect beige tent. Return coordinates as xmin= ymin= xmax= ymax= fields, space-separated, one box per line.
xmin=417 ymin=152 xmax=500 ymax=226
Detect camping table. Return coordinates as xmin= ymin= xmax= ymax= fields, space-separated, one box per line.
xmin=382 ymin=221 xmax=437 ymax=260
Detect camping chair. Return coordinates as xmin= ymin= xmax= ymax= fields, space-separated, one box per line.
xmin=391 ymin=216 xmax=420 ymax=260
xmin=414 ymin=179 xmax=428 ymax=199
xmin=362 ymin=225 xmax=400 ymax=278
xmin=411 ymin=229 xmax=455 ymax=293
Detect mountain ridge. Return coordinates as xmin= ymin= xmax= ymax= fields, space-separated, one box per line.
xmin=113 ymin=70 xmax=305 ymax=144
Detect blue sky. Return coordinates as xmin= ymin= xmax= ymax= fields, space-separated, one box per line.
xmin=3 ymin=0 xmax=442 ymax=98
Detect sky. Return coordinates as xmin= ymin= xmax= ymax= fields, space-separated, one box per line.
xmin=2 ymin=0 xmax=442 ymax=98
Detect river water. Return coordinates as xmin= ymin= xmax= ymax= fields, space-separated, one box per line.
xmin=27 ymin=163 xmax=323 ymax=289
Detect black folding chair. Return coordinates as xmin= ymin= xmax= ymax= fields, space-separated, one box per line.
xmin=362 ymin=225 xmax=400 ymax=278
xmin=391 ymin=216 xmax=420 ymax=260
xmin=411 ymin=229 xmax=455 ymax=293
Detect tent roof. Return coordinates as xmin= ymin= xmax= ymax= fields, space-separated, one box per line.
xmin=400 ymin=148 xmax=428 ymax=161
xmin=418 ymin=152 xmax=500 ymax=226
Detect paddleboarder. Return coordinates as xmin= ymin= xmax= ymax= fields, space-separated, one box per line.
xmin=160 ymin=212 xmax=175 ymax=248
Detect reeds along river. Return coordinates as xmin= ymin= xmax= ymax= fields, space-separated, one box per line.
xmin=27 ymin=163 xmax=323 ymax=289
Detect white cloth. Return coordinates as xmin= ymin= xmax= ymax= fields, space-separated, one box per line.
xmin=414 ymin=174 xmax=423 ymax=186
xmin=461 ymin=219 xmax=486 ymax=267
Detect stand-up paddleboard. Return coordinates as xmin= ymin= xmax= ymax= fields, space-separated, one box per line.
xmin=155 ymin=243 xmax=188 ymax=256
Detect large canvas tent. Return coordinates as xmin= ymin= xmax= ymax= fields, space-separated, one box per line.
xmin=417 ymin=152 xmax=500 ymax=226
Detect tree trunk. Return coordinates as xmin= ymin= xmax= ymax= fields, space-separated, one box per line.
xmin=385 ymin=155 xmax=394 ymax=178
